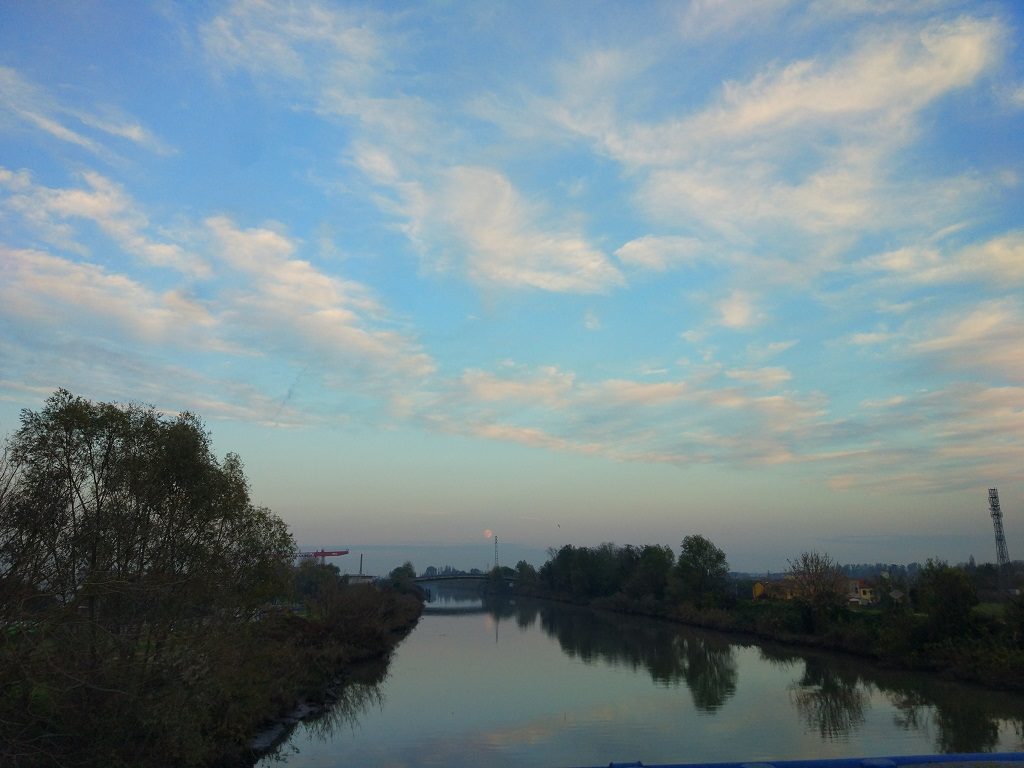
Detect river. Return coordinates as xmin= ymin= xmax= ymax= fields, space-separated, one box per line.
xmin=257 ymin=591 xmax=1024 ymax=767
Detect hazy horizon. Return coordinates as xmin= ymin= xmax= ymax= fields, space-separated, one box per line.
xmin=310 ymin=536 xmax=1010 ymax=578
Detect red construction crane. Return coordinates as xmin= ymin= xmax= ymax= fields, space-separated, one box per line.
xmin=298 ymin=549 xmax=349 ymax=565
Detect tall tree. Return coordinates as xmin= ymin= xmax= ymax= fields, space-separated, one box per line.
xmin=0 ymin=390 xmax=296 ymax=766
xmin=788 ymin=551 xmax=846 ymax=630
xmin=914 ymin=559 xmax=977 ymax=639
xmin=515 ymin=559 xmax=538 ymax=584
xmin=675 ymin=535 xmax=730 ymax=607
xmin=389 ymin=561 xmax=417 ymax=584
xmin=624 ymin=544 xmax=674 ymax=599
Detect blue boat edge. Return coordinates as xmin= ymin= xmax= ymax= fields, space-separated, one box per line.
xmin=590 ymin=753 xmax=1024 ymax=768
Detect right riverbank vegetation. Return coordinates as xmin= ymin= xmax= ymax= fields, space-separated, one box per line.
xmin=487 ymin=536 xmax=1024 ymax=692
xmin=0 ymin=391 xmax=422 ymax=768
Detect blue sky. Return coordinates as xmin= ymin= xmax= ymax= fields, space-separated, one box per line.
xmin=2 ymin=1 xmax=1023 ymax=572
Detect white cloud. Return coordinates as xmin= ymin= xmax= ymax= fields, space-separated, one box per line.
xmin=1014 ymin=86 xmax=1024 ymax=107
xmin=0 ymin=247 xmax=215 ymax=345
xmin=202 ymin=0 xmax=379 ymax=83
xmin=465 ymin=421 xmax=605 ymax=457
xmin=16 ymin=109 xmax=103 ymax=154
xmin=73 ymin=111 xmax=172 ymax=155
xmin=427 ymin=359 xmax=832 ymax=470
xmin=460 ymin=367 xmax=575 ymax=407
xmin=205 ymin=216 xmax=435 ymax=380
xmin=913 ymin=299 xmax=1024 ymax=382
xmin=877 ymin=299 xmax=916 ymax=315
xmin=202 ymin=0 xmax=434 ymax=145
xmin=0 ymin=168 xmax=209 ymax=277
xmin=748 ymin=340 xmax=799 ymax=360
xmin=849 ymin=331 xmax=895 ymax=345
xmin=504 ymin=15 xmax=1003 ymax=263
xmin=716 ymin=290 xmax=761 ymax=329
xmin=823 ymin=381 xmax=1024 ymax=491
xmin=357 ymin=159 xmax=626 ymax=293
xmin=861 ymin=231 xmax=1024 ymax=284
xmin=434 ymin=166 xmax=623 ymax=293
xmin=351 ymin=142 xmax=401 ymax=185
xmin=614 ymin=235 xmax=704 ymax=271
xmin=0 ymin=66 xmax=171 ymax=156
xmin=617 ymin=16 xmax=1001 ymax=167
xmin=0 ymin=195 xmax=440 ymax=418
xmin=204 ymin=11 xmax=636 ymax=298
xmin=598 ymin=380 xmax=690 ymax=406
xmin=0 ymin=334 xmax=314 ymax=430
xmin=0 ymin=161 xmax=437 ymax=421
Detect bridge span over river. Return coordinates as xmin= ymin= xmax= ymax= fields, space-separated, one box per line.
xmin=412 ymin=574 xmax=517 ymax=591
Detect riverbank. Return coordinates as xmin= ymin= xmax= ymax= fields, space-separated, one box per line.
xmin=508 ymin=584 xmax=1024 ymax=692
xmin=218 ymin=583 xmax=424 ymax=767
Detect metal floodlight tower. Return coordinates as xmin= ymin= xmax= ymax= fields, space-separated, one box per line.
xmin=988 ymin=488 xmax=1011 ymax=570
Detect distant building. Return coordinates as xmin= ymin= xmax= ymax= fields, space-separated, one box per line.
xmin=753 ymin=577 xmax=796 ymax=601
xmin=847 ymin=579 xmax=877 ymax=605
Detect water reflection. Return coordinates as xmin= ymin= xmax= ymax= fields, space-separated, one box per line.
xmin=532 ymin=599 xmax=738 ymax=711
xmin=423 ymin=601 xmax=486 ymax=615
xmin=513 ymin=597 xmax=1022 ymax=751
xmin=301 ymin=661 xmax=387 ymax=743
xmin=789 ymin=658 xmax=868 ymax=740
xmin=263 ymin=658 xmax=388 ymax=764
xmin=276 ymin=596 xmax=1024 ymax=763
xmin=514 ymin=600 xmax=539 ymax=630
xmin=683 ymin=635 xmax=738 ymax=712
xmin=758 ymin=641 xmax=1023 ymax=752
xmin=423 ymin=585 xmax=486 ymax=614
xmin=890 ymin=685 xmax=1002 ymax=753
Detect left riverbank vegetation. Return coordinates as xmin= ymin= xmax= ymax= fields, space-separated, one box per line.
xmin=522 ymin=536 xmax=1024 ymax=691
xmin=0 ymin=390 xmax=422 ymax=768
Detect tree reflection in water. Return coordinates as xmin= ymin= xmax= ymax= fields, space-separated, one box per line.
xmin=302 ymin=679 xmax=386 ymax=743
xmin=527 ymin=598 xmax=737 ymax=712
xmin=515 ymin=601 xmax=539 ymax=630
xmin=788 ymin=658 xmax=869 ymax=740
xmin=269 ymin=658 xmax=388 ymax=760
xmin=681 ymin=635 xmax=738 ymax=713
xmin=889 ymin=687 xmax=1002 ymax=754
xmin=519 ymin=597 xmax=1024 ymax=752
xmin=760 ymin=641 xmax=1024 ymax=752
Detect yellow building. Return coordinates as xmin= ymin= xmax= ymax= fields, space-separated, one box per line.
xmin=847 ymin=579 xmax=877 ymax=605
xmin=753 ymin=578 xmax=796 ymax=601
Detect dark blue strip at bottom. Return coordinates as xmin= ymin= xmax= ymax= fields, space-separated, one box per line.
xmin=581 ymin=753 xmax=1024 ymax=768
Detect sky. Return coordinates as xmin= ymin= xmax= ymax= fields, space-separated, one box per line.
xmin=2 ymin=1 xmax=1023 ymax=574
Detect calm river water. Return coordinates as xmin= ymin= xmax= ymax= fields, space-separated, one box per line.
xmin=258 ymin=592 xmax=1024 ymax=767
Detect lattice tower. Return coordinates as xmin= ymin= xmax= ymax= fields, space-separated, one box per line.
xmin=989 ymin=488 xmax=1011 ymax=569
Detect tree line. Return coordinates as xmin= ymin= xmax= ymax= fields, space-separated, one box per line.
xmin=532 ymin=536 xmax=729 ymax=609
xmin=517 ymin=537 xmax=1024 ymax=690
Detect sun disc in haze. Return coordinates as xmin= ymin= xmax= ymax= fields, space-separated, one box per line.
xmin=483 ymin=529 xmax=493 ymax=539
